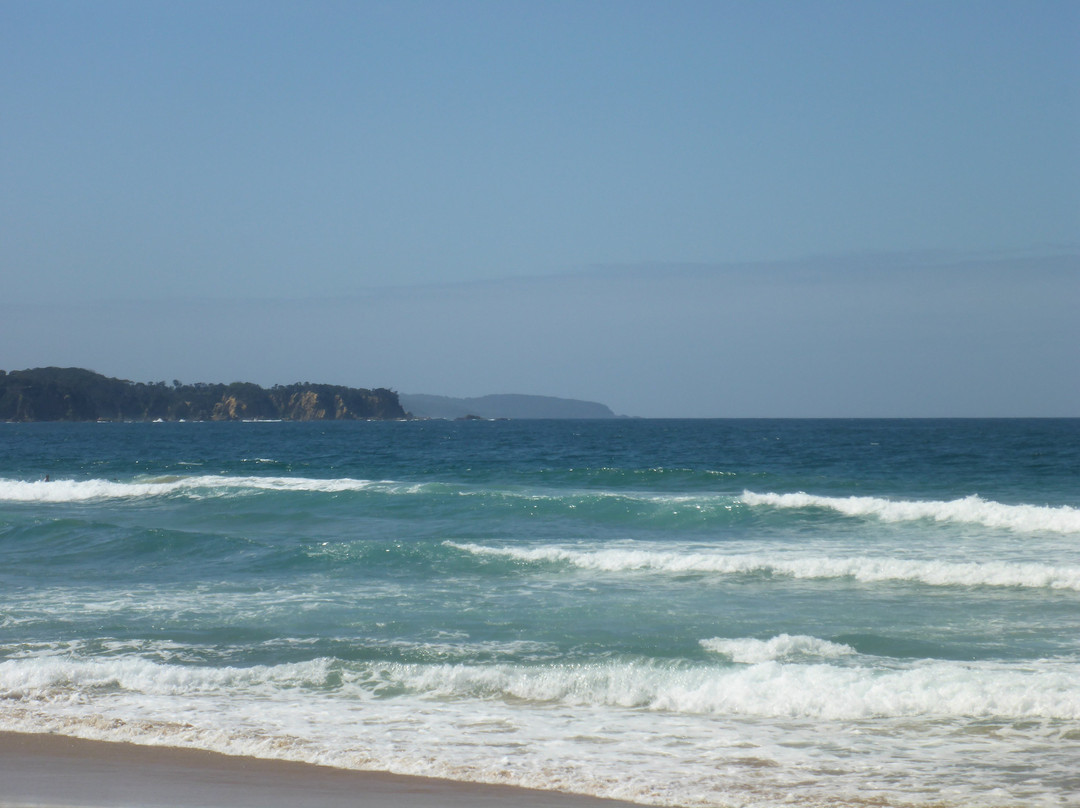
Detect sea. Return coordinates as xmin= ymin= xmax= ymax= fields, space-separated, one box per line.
xmin=1 ymin=418 xmax=1078 ymax=807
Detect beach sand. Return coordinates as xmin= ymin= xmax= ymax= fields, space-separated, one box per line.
xmin=0 ymin=732 xmax=643 ymax=808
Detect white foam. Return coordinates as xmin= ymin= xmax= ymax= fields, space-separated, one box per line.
xmin=445 ymin=541 xmax=1080 ymax=591
xmin=0 ymin=477 xmax=185 ymax=502
xmin=3 ymin=652 xmax=1078 ymax=722
xmin=0 ymin=475 xmax=397 ymax=503
xmin=0 ymin=655 xmax=337 ymax=699
xmin=742 ymin=490 xmax=1080 ymax=534
xmin=392 ymin=659 xmax=1080 ymax=720
xmin=4 ymin=653 xmax=1079 ymax=808
xmin=700 ymin=634 xmax=856 ymax=663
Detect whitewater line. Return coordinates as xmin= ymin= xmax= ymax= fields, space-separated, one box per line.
xmin=445 ymin=542 xmax=1080 ymax=591
xmin=3 ymin=653 xmax=1078 ymax=721
xmin=741 ymin=490 xmax=1080 ymax=534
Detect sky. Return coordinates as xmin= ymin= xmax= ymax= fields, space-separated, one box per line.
xmin=2 ymin=1 xmax=1077 ymax=417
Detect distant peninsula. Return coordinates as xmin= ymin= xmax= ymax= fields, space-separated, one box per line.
xmin=0 ymin=368 xmax=623 ymax=423
xmin=0 ymin=368 xmax=407 ymax=422
xmin=400 ymin=393 xmax=617 ymax=420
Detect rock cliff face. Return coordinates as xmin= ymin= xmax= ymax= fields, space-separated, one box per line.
xmin=0 ymin=368 xmax=408 ymax=422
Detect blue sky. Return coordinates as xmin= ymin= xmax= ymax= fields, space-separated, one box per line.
xmin=2 ymin=1 xmax=1077 ymax=416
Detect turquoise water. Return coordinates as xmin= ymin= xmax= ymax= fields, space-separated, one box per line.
xmin=2 ymin=419 xmax=1079 ymax=806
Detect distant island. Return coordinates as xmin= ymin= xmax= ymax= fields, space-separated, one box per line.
xmin=400 ymin=393 xmax=617 ymax=420
xmin=0 ymin=368 xmax=407 ymax=422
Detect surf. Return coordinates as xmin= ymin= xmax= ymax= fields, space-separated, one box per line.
xmin=3 ymin=648 xmax=1078 ymax=722
xmin=742 ymin=490 xmax=1080 ymax=533
xmin=445 ymin=541 xmax=1080 ymax=591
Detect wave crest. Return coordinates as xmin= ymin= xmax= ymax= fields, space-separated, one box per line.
xmin=3 ymin=654 xmax=1078 ymax=721
xmin=700 ymin=634 xmax=855 ymax=663
xmin=445 ymin=542 xmax=1080 ymax=591
xmin=0 ymin=475 xmax=397 ymax=503
xmin=741 ymin=491 xmax=1080 ymax=534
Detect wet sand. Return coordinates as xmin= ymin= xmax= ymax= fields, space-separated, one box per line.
xmin=0 ymin=732 xmax=643 ymax=808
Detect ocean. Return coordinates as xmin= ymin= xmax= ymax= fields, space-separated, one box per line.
xmin=1 ymin=418 xmax=1078 ymax=807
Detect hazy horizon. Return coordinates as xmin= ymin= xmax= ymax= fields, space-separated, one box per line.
xmin=4 ymin=248 xmax=1076 ymax=418
xmin=3 ymin=2 xmax=1077 ymax=417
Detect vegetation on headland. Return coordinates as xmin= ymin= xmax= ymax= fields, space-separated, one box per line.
xmin=0 ymin=368 xmax=408 ymax=422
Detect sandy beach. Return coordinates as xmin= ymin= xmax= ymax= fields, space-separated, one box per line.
xmin=0 ymin=732 xmax=643 ymax=808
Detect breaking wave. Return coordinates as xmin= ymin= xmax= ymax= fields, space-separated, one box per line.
xmin=2 ymin=652 xmax=1078 ymax=722
xmin=700 ymin=634 xmax=856 ymax=664
xmin=0 ymin=475 xmax=409 ymax=503
xmin=445 ymin=542 xmax=1080 ymax=591
xmin=741 ymin=490 xmax=1080 ymax=534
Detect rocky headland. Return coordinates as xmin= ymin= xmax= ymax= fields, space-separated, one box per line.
xmin=0 ymin=368 xmax=407 ymax=422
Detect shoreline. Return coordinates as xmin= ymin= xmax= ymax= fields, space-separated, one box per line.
xmin=0 ymin=731 xmax=644 ymax=808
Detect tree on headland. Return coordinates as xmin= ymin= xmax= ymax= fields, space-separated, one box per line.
xmin=0 ymin=368 xmax=408 ymax=422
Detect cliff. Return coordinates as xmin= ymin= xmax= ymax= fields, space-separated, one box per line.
xmin=0 ymin=368 xmax=407 ymax=422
